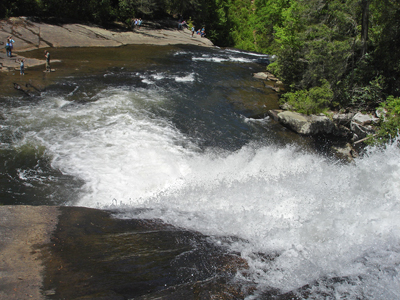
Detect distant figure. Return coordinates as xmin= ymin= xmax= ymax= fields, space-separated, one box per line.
xmin=191 ymin=26 xmax=195 ymax=37
xmin=20 ymin=59 xmax=25 ymax=75
xmin=138 ymin=18 xmax=142 ymax=29
xmin=44 ymin=50 xmax=51 ymax=72
xmin=131 ymin=18 xmax=138 ymax=30
xmin=5 ymin=40 xmax=11 ymax=57
xmin=201 ymin=28 xmax=206 ymax=38
xmin=8 ymin=36 xmax=15 ymax=56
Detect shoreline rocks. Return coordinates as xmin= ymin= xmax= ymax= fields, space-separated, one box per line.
xmin=252 ymin=72 xmax=381 ymax=161
xmin=253 ymin=71 xmax=282 ymax=92
xmin=0 ymin=17 xmax=214 ymax=72
xmin=266 ymin=109 xmax=380 ymax=161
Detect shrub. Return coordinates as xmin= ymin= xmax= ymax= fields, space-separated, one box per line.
xmin=280 ymin=80 xmax=333 ymax=115
xmin=373 ymin=96 xmax=400 ymax=144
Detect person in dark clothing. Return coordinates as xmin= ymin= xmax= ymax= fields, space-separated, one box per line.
xmin=44 ymin=50 xmax=51 ymax=72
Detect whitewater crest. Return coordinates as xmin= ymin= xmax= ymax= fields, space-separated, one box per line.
xmin=2 ymin=45 xmax=399 ymax=299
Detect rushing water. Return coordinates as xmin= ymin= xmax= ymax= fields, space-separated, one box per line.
xmin=1 ymin=45 xmax=400 ymax=299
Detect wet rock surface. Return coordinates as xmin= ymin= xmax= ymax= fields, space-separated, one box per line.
xmin=0 ymin=206 xmax=60 ymax=300
xmin=1 ymin=206 xmax=251 ymax=299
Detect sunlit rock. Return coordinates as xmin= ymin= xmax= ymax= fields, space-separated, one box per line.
xmin=352 ymin=112 xmax=379 ymax=126
xmin=277 ymin=111 xmax=335 ymax=135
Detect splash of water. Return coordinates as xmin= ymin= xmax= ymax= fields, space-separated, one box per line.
xmin=6 ymin=80 xmax=400 ymax=299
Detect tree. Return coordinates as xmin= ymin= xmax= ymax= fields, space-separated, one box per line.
xmin=361 ymin=0 xmax=369 ymax=56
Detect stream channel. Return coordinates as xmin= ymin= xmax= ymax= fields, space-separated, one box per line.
xmin=1 ymin=44 xmax=400 ymax=299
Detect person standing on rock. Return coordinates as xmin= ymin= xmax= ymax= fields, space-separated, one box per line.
xmin=44 ymin=50 xmax=50 ymax=72
xmin=5 ymin=39 xmax=11 ymax=57
xmin=9 ymin=37 xmax=15 ymax=56
xmin=191 ymin=26 xmax=195 ymax=37
xmin=6 ymin=37 xmax=15 ymax=57
xmin=20 ymin=59 xmax=25 ymax=75
xmin=131 ymin=18 xmax=138 ymax=30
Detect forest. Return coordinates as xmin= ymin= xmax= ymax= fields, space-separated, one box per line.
xmin=2 ymin=0 xmax=400 ymax=143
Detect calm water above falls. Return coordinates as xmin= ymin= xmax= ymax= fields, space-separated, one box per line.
xmin=1 ymin=45 xmax=400 ymax=299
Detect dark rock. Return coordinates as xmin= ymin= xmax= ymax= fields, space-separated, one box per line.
xmin=331 ymin=143 xmax=358 ymax=163
xmin=41 ymin=207 xmax=251 ymax=299
xmin=332 ymin=112 xmax=355 ymax=126
xmin=267 ymin=109 xmax=283 ymax=122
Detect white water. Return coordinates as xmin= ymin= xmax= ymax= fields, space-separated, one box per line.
xmin=3 ymin=42 xmax=399 ymax=298
xmin=8 ymin=84 xmax=400 ymax=299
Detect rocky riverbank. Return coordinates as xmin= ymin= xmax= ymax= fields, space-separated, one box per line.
xmin=253 ymin=72 xmax=381 ymax=162
xmin=0 ymin=17 xmax=213 ymax=72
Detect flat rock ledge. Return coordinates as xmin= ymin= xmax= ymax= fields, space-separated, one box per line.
xmin=0 ymin=205 xmax=250 ymax=299
xmin=0 ymin=206 xmax=60 ymax=300
xmin=0 ymin=17 xmax=214 ymax=71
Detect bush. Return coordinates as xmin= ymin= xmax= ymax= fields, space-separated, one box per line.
xmin=280 ymin=80 xmax=333 ymax=115
xmin=373 ymin=96 xmax=400 ymax=144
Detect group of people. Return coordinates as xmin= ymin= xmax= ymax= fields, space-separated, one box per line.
xmin=178 ymin=20 xmax=188 ymax=30
xmin=4 ymin=35 xmax=51 ymax=74
xmin=191 ymin=26 xmax=206 ymax=38
xmin=5 ymin=36 xmax=15 ymax=57
xmin=6 ymin=18 xmax=205 ymax=76
xmin=131 ymin=18 xmax=143 ymax=30
xmin=4 ymin=36 xmax=24 ymax=75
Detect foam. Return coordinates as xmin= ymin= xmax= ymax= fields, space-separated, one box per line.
xmin=6 ymin=77 xmax=400 ymax=299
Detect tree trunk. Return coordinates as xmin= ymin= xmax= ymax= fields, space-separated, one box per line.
xmin=361 ymin=0 xmax=369 ymax=56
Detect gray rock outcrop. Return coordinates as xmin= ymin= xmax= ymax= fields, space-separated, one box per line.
xmin=266 ymin=109 xmax=381 ymax=161
xmin=272 ymin=110 xmax=335 ymax=135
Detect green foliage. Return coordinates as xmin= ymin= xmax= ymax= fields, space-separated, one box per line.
xmin=273 ymin=0 xmax=359 ymax=92
xmin=280 ymin=80 xmax=333 ymax=115
xmin=372 ymin=96 xmax=400 ymax=144
xmin=1 ymin=0 xmax=40 ymax=18
xmin=118 ymin=0 xmax=135 ymax=22
xmin=349 ymin=75 xmax=385 ymax=108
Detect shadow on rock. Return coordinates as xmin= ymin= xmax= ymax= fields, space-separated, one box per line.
xmin=41 ymin=207 xmax=253 ymax=299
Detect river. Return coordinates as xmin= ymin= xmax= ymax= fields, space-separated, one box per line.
xmin=1 ymin=44 xmax=400 ymax=299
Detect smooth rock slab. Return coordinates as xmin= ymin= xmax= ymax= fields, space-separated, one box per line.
xmin=277 ymin=111 xmax=335 ymax=135
xmin=0 ymin=206 xmax=251 ymax=299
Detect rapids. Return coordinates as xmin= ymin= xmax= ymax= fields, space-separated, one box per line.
xmin=1 ymin=45 xmax=399 ymax=299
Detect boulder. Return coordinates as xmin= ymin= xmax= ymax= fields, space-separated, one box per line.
xmin=331 ymin=143 xmax=358 ymax=163
xmin=349 ymin=112 xmax=378 ymax=141
xmin=277 ymin=111 xmax=335 ymax=135
xmin=350 ymin=121 xmax=376 ymax=140
xmin=352 ymin=112 xmax=379 ymax=126
xmin=253 ymin=72 xmax=269 ymax=80
xmin=332 ymin=112 xmax=355 ymax=126
xmin=253 ymin=71 xmax=280 ymax=81
xmin=267 ymin=109 xmax=283 ymax=122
